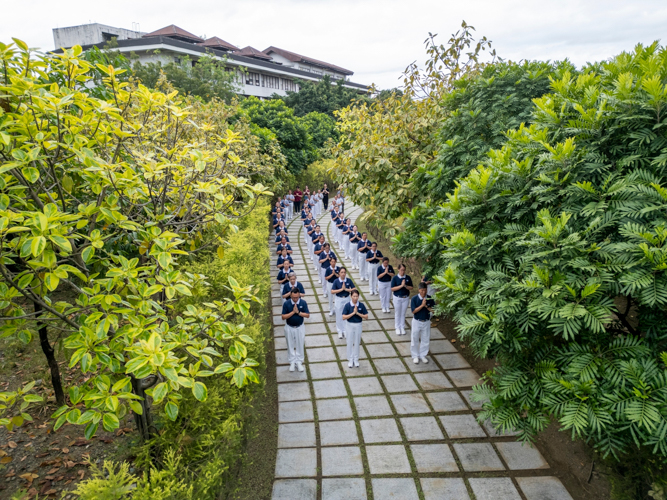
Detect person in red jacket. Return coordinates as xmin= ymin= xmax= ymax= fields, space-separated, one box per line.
xmin=294 ymin=188 xmax=302 ymax=212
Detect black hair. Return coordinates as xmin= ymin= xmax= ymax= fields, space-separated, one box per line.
xmin=351 ymin=289 xmax=360 ymax=296
xmin=382 ymin=257 xmax=389 ymax=262
xmin=398 ymin=263 xmax=407 ymax=271
xmin=419 ymin=282 xmax=427 ymax=290
xmin=291 ymin=287 xmax=300 ymax=294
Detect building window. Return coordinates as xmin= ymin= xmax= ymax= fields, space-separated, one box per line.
xmin=263 ymin=75 xmax=280 ymax=89
xmin=246 ymin=72 xmax=260 ymax=86
xmin=281 ymin=78 xmax=297 ymax=92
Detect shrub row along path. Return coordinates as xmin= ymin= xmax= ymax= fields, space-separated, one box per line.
xmin=269 ymin=202 xmax=574 ymax=500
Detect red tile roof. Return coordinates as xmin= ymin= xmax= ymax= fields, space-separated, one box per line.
xmin=263 ymin=46 xmax=353 ymax=75
xmin=143 ymin=25 xmax=203 ymax=43
xmin=199 ymin=36 xmax=238 ymax=51
xmin=236 ymin=46 xmax=273 ymax=61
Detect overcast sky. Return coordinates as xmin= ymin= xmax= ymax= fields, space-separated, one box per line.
xmin=2 ymin=0 xmax=666 ymax=89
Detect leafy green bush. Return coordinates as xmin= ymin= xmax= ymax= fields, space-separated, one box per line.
xmin=426 ymin=43 xmax=667 ymax=485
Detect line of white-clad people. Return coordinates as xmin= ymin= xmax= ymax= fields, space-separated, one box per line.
xmin=272 ymin=190 xmax=436 ymax=373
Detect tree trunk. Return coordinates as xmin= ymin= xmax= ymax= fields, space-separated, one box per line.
xmin=131 ymin=375 xmax=158 ymax=441
xmin=34 ymin=302 xmax=65 ymax=407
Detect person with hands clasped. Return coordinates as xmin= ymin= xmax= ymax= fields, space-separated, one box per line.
xmin=281 ymin=287 xmax=310 ymax=372
xmin=277 ymin=260 xmax=293 ymax=284
xmin=357 ymin=233 xmax=371 ymax=281
xmin=277 ymin=248 xmax=294 ymax=270
xmin=276 ymin=237 xmax=292 ymax=255
xmin=324 ymin=256 xmax=341 ymax=316
xmin=391 ymin=264 xmax=413 ymax=336
xmin=342 ymin=290 xmax=368 ymax=368
xmin=349 ymin=225 xmax=361 ymax=269
xmin=366 ymin=242 xmax=383 ymax=295
xmin=331 ymin=267 xmax=356 ymax=339
xmin=377 ymin=257 xmax=395 ymax=313
xmin=410 ymin=282 xmax=436 ymax=364
xmin=319 ymin=243 xmax=337 ymax=296
xmin=282 ymin=273 xmax=305 ymax=300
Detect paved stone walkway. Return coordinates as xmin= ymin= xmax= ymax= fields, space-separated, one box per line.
xmin=270 ymin=203 xmax=574 ymax=500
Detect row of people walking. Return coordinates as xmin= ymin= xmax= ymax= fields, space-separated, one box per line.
xmin=272 ymin=189 xmax=435 ymax=374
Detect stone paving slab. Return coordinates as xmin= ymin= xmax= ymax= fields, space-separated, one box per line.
xmin=306 ymin=346 xmax=337 ymax=362
xmin=381 ymin=374 xmax=419 ymax=393
xmin=320 ymin=419 xmax=359 ymax=445
xmin=271 ymin=479 xmax=317 ymax=500
xmin=279 ymin=401 xmax=314 ymax=423
xmin=341 ymin=362 xmax=376 ymax=377
xmin=366 ymin=445 xmax=412 ymax=474
xmin=278 ymin=382 xmax=310 ymax=402
xmin=411 ymin=443 xmax=459 ymax=473
xmin=374 ymin=358 xmax=408 ymax=374
xmin=434 ymin=353 xmax=471 ymax=369
xmin=427 ymin=391 xmax=468 ymax=412
xmin=440 ymin=414 xmax=486 ymax=438
xmin=453 ymin=443 xmax=505 ymax=471
xmin=313 ymin=379 xmax=347 ymax=399
xmin=275 ymin=448 xmax=317 ymax=478
xmin=371 ymin=478 xmax=419 ymax=500
xmin=360 ymin=417 xmax=402 ymax=443
xmin=516 ymin=476 xmax=574 ymax=500
xmin=348 ymin=377 xmax=384 ymax=396
xmin=305 ymin=334 xmax=333 ymax=347
xmin=322 ymin=478 xmax=367 ymax=499
xmin=421 ymin=478 xmax=470 ymax=500
xmin=317 ymin=397 xmax=353 ymax=421
xmin=468 ymin=477 xmax=522 ymax=500
xmin=496 ymin=441 xmax=549 ymax=470
xmin=354 ymin=395 xmax=393 ymax=417
xmin=277 ymin=368 xmax=308 ymax=383
xmin=360 ymin=331 xmax=391 ymax=343
xmin=446 ymin=368 xmax=482 ymax=387
xmin=401 ymin=416 xmax=445 ymax=441
xmin=278 ymin=422 xmax=316 ymax=448
xmin=309 ymin=361 xmax=342 ymax=380
xmin=390 ymin=393 xmax=432 ymax=414
xmin=415 ymin=372 xmax=453 ymax=390
xmin=365 ymin=343 xmax=398 ymax=358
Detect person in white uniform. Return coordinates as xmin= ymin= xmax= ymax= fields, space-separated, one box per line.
xmin=391 ymin=264 xmax=413 ymax=336
xmin=366 ymin=242 xmax=383 ymax=295
xmin=281 ymin=287 xmax=310 ymax=372
xmin=342 ymin=290 xmax=369 ymax=368
xmin=282 ymin=273 xmax=305 ymax=300
xmin=324 ymin=257 xmax=341 ymax=316
xmin=319 ymin=243 xmax=337 ymax=296
xmin=357 ymin=233 xmax=371 ymax=281
xmin=377 ymin=257 xmax=395 ymax=313
xmin=410 ymin=282 xmax=435 ymax=364
xmin=331 ymin=267 xmax=356 ymax=339
xmin=349 ymin=225 xmax=361 ymax=269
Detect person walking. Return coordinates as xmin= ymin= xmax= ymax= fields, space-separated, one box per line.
xmin=294 ymin=188 xmax=302 ymax=212
xmin=377 ymin=257 xmax=395 ymax=313
xmin=343 ymin=218 xmax=352 ymax=260
xmin=336 ymin=213 xmax=345 ymax=250
xmin=366 ymin=242 xmax=382 ymax=295
xmin=322 ymin=184 xmax=330 ymax=210
xmin=391 ymin=264 xmax=413 ymax=336
xmin=331 ymin=267 xmax=356 ymax=339
xmin=319 ymin=243 xmax=337 ymax=296
xmin=281 ymin=287 xmax=310 ymax=372
xmin=335 ymin=192 xmax=344 ymax=215
xmin=349 ymin=225 xmax=361 ymax=269
xmin=325 ymin=256 xmax=341 ymax=316
xmin=357 ymin=233 xmax=371 ymax=281
xmin=342 ymin=290 xmax=368 ymax=368
xmin=313 ymin=234 xmax=326 ymax=276
xmin=286 ymin=190 xmax=294 ymax=220
xmin=410 ymin=282 xmax=435 ymax=364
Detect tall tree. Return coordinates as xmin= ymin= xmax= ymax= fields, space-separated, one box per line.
xmin=282 ymin=75 xmax=367 ymax=117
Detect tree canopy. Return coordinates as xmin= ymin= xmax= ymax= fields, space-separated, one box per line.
xmin=281 ymin=75 xmax=367 ymax=117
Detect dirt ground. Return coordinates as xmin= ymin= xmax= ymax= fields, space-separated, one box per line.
xmin=435 ymin=316 xmax=613 ymax=500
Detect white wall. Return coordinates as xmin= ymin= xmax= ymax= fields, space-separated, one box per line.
xmin=53 ymin=23 xmax=144 ymax=50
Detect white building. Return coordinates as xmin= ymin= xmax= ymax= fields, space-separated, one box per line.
xmin=52 ymin=23 xmax=368 ymax=98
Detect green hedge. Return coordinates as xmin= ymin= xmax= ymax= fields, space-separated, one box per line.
xmin=69 ymin=201 xmax=272 ymax=500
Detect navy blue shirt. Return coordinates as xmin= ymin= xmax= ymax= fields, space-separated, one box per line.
xmin=341 ymin=225 xmax=349 ymax=236
xmin=301 ymin=210 xmax=307 ymax=219
xmin=277 ymin=243 xmax=292 ymax=254
xmin=320 ymin=250 xmax=336 ymax=269
xmin=349 ymin=231 xmax=361 ymax=243
xmin=391 ymin=274 xmax=413 ymax=298
xmin=367 ymin=249 xmax=383 ymax=264
xmin=411 ymin=294 xmax=435 ymax=321
xmin=282 ymin=298 xmax=309 ymax=327
xmin=282 ymin=281 xmax=305 ymax=297
xmin=277 ymin=255 xmax=294 ymax=268
xmin=331 ymin=277 xmax=355 ymax=298
xmin=325 ymin=266 xmax=341 ymax=283
xmin=311 ymin=231 xmax=322 ymax=242
xmin=304 ymin=218 xmax=312 ymax=227
xmin=275 ymin=235 xmax=290 ymax=244
xmin=357 ymin=240 xmax=371 ymax=254
xmin=342 ymin=301 xmax=368 ymax=323
xmin=377 ymin=264 xmax=395 ymax=282
xmin=277 ymin=268 xmax=293 ymax=282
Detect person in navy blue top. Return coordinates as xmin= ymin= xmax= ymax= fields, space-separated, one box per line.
xmin=366 ymin=242 xmax=383 ymax=296
xmin=312 ymin=232 xmax=325 ymax=277
xmin=277 ymin=261 xmax=293 ymax=284
xmin=277 ymin=249 xmax=294 ymax=270
xmin=282 ymin=273 xmax=305 ymax=299
xmin=410 ymin=282 xmax=436 ymax=364
xmin=281 ymin=288 xmax=310 ymax=372
xmin=391 ymin=264 xmax=413 ymax=335
xmin=324 ymin=256 xmax=341 ymax=315
xmin=357 ymin=233 xmax=371 ymax=281
xmin=275 ymin=233 xmax=290 ymax=245
xmin=377 ymin=256 xmax=395 ymax=313
xmin=341 ymin=289 xmax=369 ymax=367
xmin=331 ymin=267 xmax=356 ymax=338
xmin=319 ymin=243 xmax=337 ymax=296
xmin=276 ymin=237 xmax=292 ymax=255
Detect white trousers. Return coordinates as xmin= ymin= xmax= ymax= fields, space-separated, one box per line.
xmin=394 ymin=296 xmax=409 ymax=332
xmin=327 ymin=282 xmax=335 ymax=312
xmin=320 ymin=268 xmax=328 ymax=294
xmin=306 ymin=234 xmax=313 ymax=254
xmin=289 ymin=202 xmax=294 ymax=219
xmin=351 ymin=248 xmax=359 ymax=268
xmin=368 ymin=263 xmax=380 ymax=293
xmin=284 ymin=324 xmax=305 ymax=364
xmin=411 ymin=318 xmax=431 ymax=358
xmin=346 ymin=321 xmax=362 ymax=362
xmin=337 ymin=228 xmax=343 ymax=247
xmin=360 ymin=255 xmax=368 ymax=280
xmin=335 ymin=296 xmax=348 ymax=335
xmin=379 ymin=281 xmax=391 ymax=310
xmin=310 ymin=241 xmax=316 ymax=262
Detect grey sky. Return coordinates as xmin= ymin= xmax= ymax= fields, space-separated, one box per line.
xmin=2 ymin=0 xmax=666 ymax=89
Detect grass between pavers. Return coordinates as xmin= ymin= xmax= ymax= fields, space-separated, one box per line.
xmin=271 ymin=204 xmax=573 ymax=500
